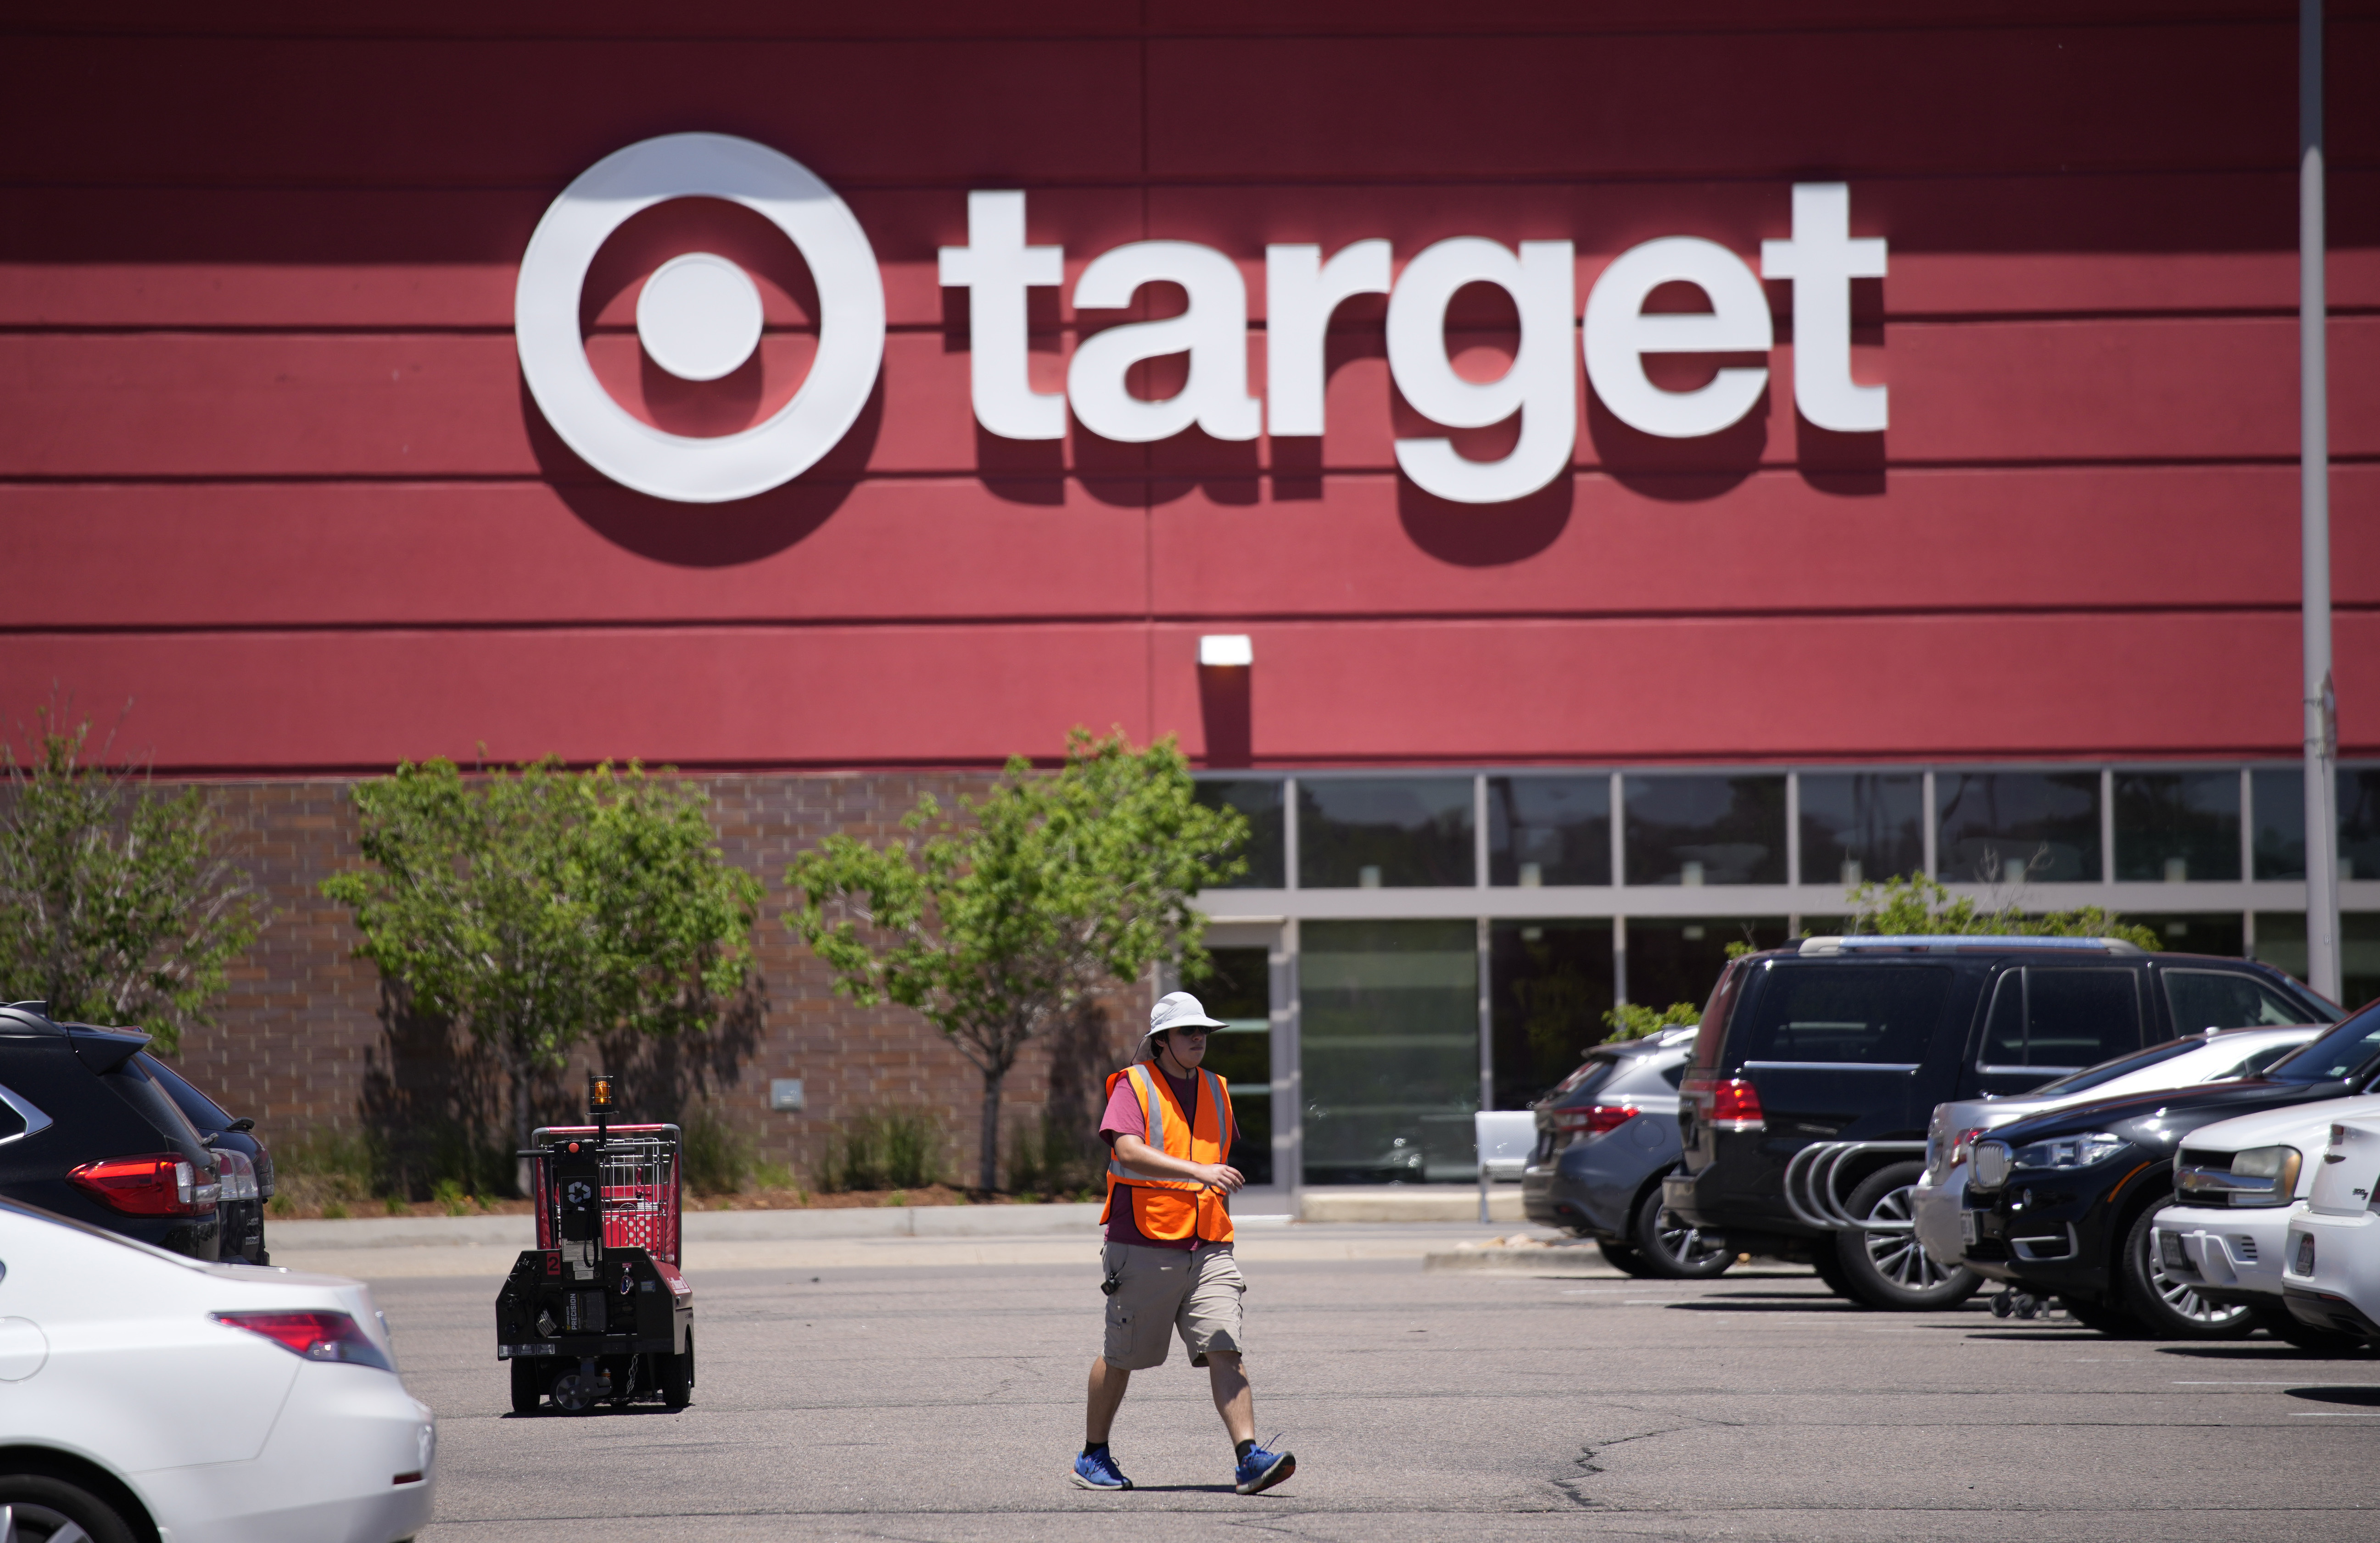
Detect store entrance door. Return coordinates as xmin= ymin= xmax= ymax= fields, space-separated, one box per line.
xmin=1195 ymin=924 xmax=1295 ymax=1212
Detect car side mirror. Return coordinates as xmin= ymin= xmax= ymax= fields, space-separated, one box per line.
xmin=226 ymin=1117 xmax=256 ymax=1133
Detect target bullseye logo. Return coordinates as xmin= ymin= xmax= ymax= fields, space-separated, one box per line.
xmin=636 ymin=252 xmax=766 ymax=382
xmin=514 ymin=133 xmax=885 ymax=504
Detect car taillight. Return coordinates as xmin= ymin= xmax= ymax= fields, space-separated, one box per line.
xmin=215 ymin=1148 xmax=259 ymax=1202
xmin=212 ymin=1311 xmax=395 ymax=1370
xmin=67 ymin=1153 xmax=219 ymax=1216
xmin=1552 ymin=1104 xmax=1638 ymax=1138
xmin=1707 ymin=1079 xmax=1765 ymax=1132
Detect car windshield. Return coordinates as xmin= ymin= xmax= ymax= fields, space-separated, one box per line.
xmin=2261 ymin=1003 xmax=2380 ymax=1084
xmin=135 ymin=1050 xmax=235 ymax=1131
xmin=2030 ymin=1038 xmax=2204 ymax=1097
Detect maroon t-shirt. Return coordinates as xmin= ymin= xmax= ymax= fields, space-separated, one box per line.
xmin=1100 ymin=1065 xmax=1224 ymax=1250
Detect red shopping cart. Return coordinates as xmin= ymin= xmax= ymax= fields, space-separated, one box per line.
xmin=495 ymin=1074 xmax=696 ymax=1413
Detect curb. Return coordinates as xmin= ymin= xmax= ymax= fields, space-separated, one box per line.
xmin=1423 ymin=1246 xmax=1616 ymax=1273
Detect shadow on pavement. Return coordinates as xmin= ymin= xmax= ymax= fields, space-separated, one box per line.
xmin=2158 ymin=1343 xmax=2380 ymax=1361
xmin=2285 ymin=1386 xmax=2380 ymax=1406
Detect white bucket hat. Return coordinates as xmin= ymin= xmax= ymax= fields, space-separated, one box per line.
xmin=1137 ymin=991 xmax=1227 ymax=1060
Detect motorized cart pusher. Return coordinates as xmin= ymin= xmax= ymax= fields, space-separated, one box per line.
xmin=497 ymin=1074 xmax=695 ymax=1413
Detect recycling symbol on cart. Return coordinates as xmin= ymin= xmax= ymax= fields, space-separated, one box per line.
xmin=564 ymin=1180 xmax=595 ymax=1207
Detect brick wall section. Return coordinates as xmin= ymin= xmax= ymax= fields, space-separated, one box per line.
xmin=160 ymin=770 xmax=1146 ymax=1186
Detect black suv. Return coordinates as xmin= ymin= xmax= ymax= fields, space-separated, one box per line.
xmin=0 ymin=1001 xmax=223 ymax=1259
xmin=1664 ymin=937 xmax=2330 ymax=1309
xmin=1965 ymin=1005 xmax=2380 ymax=1336
xmin=139 ymin=1050 xmax=274 ymax=1264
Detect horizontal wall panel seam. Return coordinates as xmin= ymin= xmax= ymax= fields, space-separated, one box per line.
xmin=13 ymin=603 xmax=2380 ymax=640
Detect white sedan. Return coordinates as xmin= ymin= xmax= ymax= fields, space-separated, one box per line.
xmin=0 ymin=1198 xmax=434 ymax=1543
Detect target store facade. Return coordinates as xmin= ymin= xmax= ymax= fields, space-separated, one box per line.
xmin=4 ymin=4 xmax=2377 ymax=1190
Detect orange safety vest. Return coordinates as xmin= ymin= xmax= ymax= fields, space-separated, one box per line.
xmin=1100 ymin=1061 xmax=1236 ymax=1244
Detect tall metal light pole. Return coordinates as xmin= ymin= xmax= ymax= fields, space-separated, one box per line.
xmin=2301 ymin=0 xmax=2342 ymax=1002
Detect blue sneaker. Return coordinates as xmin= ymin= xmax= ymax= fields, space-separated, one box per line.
xmin=1071 ymin=1447 xmax=1132 ymax=1490
xmin=1234 ymin=1440 xmax=1296 ymax=1495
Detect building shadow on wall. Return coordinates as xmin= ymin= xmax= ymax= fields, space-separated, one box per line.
xmin=1796 ymin=414 xmax=1887 ymax=496
xmin=521 ymin=373 xmax=882 ymax=567
xmin=1023 ymin=997 xmax=1126 ymax=1192
xmin=595 ymin=974 xmax=768 ymax=1130
xmin=1395 ymin=472 xmax=1572 ymax=566
xmin=358 ymin=982 xmax=529 ymax=1200
xmin=1585 ymin=385 xmax=1766 ymax=502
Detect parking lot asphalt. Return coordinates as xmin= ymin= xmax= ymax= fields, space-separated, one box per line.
xmin=363 ymin=1232 xmax=2380 ymax=1543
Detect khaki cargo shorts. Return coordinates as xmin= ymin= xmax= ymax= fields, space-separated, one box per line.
xmin=1100 ymin=1241 xmax=1244 ymax=1371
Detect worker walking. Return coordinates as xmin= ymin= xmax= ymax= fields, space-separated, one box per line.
xmin=1071 ymin=992 xmax=1297 ymax=1495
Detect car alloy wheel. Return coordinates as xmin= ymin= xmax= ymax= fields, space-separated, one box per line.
xmin=1832 ymin=1161 xmax=1983 ymax=1310
xmin=1 ymin=1505 xmax=99 ymax=1543
xmin=1630 ymin=1185 xmax=1733 ymax=1279
xmin=2121 ymin=1207 xmax=2253 ymax=1340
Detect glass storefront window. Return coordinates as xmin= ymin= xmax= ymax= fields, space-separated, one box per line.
xmin=1298 ymin=778 xmax=1474 ymax=889
xmin=1488 ymin=919 xmax=1615 ymax=1109
xmin=1193 ymin=778 xmax=1285 ymax=888
xmin=2349 ymin=914 xmax=2380 ymax=1013
xmin=2114 ymin=771 xmax=2240 ymax=884
xmin=2254 ymin=910 xmax=2308 ymax=986
xmin=1622 ymin=775 xmax=1785 ymax=886
xmin=1193 ymin=946 xmax=1273 ymax=1185
xmin=1624 ymin=917 xmax=1789 ymax=1014
xmin=2250 ymin=913 xmax=2380 ymax=1011
xmin=1488 ymin=776 xmax=1610 ymax=887
xmin=1798 ymin=773 xmax=1924 ymax=887
xmin=2252 ymin=769 xmax=2306 ymax=880
xmin=2342 ymin=769 xmax=2380 ymax=882
xmin=2126 ymin=912 xmax=2244 ymax=958
xmin=1299 ymin=920 xmax=1478 ymax=1184
xmin=1936 ymin=770 xmax=2100 ymax=884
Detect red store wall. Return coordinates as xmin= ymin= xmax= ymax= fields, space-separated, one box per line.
xmin=2 ymin=1 xmax=2377 ymax=774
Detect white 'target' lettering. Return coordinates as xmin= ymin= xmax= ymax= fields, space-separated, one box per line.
xmin=1385 ymin=238 xmax=1577 ymax=504
xmin=1761 ymin=182 xmax=1888 ymax=433
xmin=1067 ymin=241 xmax=1263 ymax=444
xmin=1583 ymin=235 xmax=1774 ymax=440
xmin=937 ymin=191 xmax=1067 ymax=440
xmin=1264 ymin=240 xmax=1392 ymax=438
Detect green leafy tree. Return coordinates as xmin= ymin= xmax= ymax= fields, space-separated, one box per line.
xmin=320 ymin=758 xmax=763 ymax=1155
xmin=788 ymin=730 xmax=1248 ymax=1192
xmin=1840 ymin=872 xmax=2158 ymax=949
xmin=0 ymin=708 xmax=266 ymax=1050
xmin=1601 ymin=1001 xmax=1704 ymax=1043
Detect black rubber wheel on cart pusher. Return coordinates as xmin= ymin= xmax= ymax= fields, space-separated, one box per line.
xmin=663 ymin=1327 xmax=694 ymax=1408
xmin=510 ymin=1355 xmax=544 ymax=1414
xmin=1597 ymin=1240 xmax=1656 ymax=1277
xmin=1831 ymin=1161 xmax=1982 ymax=1311
xmin=1629 ymin=1185 xmax=1734 ymax=1279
